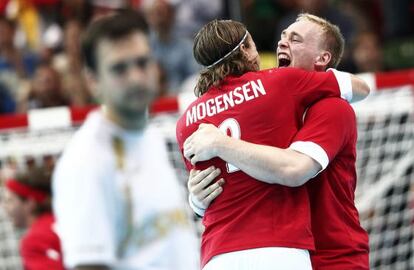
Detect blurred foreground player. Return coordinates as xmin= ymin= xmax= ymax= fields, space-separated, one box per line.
xmin=53 ymin=11 xmax=198 ymax=270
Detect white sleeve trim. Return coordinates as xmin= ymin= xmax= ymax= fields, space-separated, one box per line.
xmin=328 ymin=68 xmax=352 ymax=102
xmin=289 ymin=141 xmax=330 ymax=172
xmin=188 ymin=194 xmax=206 ymax=217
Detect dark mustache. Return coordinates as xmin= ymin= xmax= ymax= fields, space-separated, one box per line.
xmin=124 ymin=85 xmax=155 ymax=98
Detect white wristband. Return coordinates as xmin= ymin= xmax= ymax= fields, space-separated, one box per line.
xmin=327 ymin=68 xmax=353 ymax=102
xmin=188 ymin=194 xmax=206 ymax=217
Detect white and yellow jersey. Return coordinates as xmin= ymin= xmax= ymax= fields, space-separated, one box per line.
xmin=53 ymin=110 xmax=199 ymax=270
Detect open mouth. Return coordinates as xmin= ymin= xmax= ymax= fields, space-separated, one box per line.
xmin=278 ymin=53 xmax=291 ymax=67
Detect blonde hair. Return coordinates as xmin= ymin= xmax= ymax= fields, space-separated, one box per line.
xmin=296 ymin=13 xmax=345 ymax=68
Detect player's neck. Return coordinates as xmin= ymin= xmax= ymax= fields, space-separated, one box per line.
xmin=26 ymin=214 xmax=38 ymax=227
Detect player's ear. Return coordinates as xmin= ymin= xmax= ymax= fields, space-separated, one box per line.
xmin=240 ymin=43 xmax=248 ymax=56
xmin=240 ymin=43 xmax=255 ymax=63
xmin=314 ymin=51 xmax=332 ymax=70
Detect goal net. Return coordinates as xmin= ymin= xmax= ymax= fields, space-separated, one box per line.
xmin=1 ymin=70 xmax=414 ymax=269
xmin=353 ymin=69 xmax=414 ymax=269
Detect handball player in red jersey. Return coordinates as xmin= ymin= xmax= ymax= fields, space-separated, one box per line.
xmin=3 ymin=167 xmax=64 ymax=270
xmin=185 ymin=14 xmax=369 ymax=270
xmin=177 ymin=18 xmax=369 ymax=270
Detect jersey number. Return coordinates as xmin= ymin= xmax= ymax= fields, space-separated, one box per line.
xmin=218 ymin=118 xmax=241 ymax=173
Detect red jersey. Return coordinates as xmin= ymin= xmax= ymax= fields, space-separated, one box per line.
xmin=20 ymin=212 xmax=64 ymax=270
xmin=291 ymin=98 xmax=369 ymax=269
xmin=176 ymin=67 xmax=347 ymax=267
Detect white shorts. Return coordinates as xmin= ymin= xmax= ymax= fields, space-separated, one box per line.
xmin=202 ymin=247 xmax=312 ymax=270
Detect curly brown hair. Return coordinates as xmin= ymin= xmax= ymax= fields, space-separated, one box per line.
xmin=193 ymin=20 xmax=257 ymax=97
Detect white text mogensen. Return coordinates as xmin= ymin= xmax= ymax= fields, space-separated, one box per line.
xmin=186 ymin=79 xmax=267 ymax=126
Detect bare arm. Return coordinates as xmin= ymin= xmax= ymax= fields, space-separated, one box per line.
xmin=350 ymin=74 xmax=370 ymax=102
xmin=184 ymin=124 xmax=321 ymax=187
xmin=214 ymin=138 xmax=320 ymax=187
